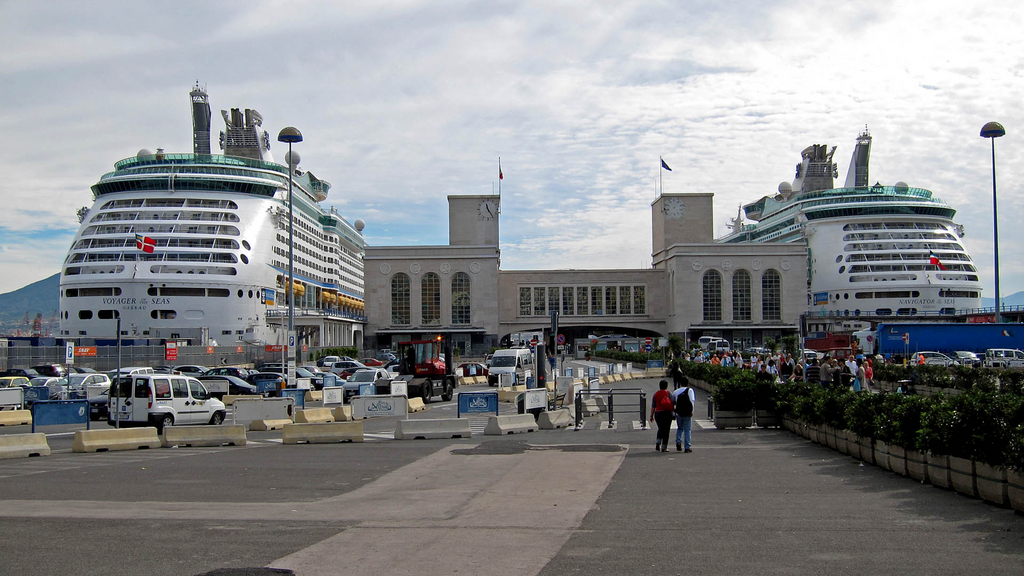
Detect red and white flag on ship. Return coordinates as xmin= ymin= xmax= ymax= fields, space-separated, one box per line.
xmin=928 ymin=251 xmax=946 ymax=271
xmin=135 ymin=233 xmax=156 ymax=253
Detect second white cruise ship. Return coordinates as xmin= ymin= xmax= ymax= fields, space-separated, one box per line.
xmin=58 ymin=84 xmax=366 ymax=346
xmin=718 ymin=130 xmax=983 ymax=319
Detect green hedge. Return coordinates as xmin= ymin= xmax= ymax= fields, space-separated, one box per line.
xmin=311 ymin=347 xmax=359 ymax=362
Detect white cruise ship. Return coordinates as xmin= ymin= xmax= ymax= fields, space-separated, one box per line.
xmin=58 ymin=84 xmax=366 ymax=345
xmin=718 ymin=130 xmax=982 ymax=319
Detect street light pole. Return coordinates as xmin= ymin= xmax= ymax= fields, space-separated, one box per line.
xmin=981 ymin=122 xmax=1006 ymax=322
xmin=278 ymin=127 xmax=302 ymax=387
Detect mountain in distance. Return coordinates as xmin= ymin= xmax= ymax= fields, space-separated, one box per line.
xmin=981 ymin=291 xmax=1024 ymax=309
xmin=0 ymin=273 xmax=60 ymax=336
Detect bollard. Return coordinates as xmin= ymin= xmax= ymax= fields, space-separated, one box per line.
xmin=607 ymin=393 xmax=615 ymax=428
xmin=575 ymin=391 xmax=583 ymax=429
xmin=639 ymin=392 xmax=647 ymax=429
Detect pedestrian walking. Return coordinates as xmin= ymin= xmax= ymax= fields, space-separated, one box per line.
xmin=650 ymin=380 xmax=675 ymax=452
xmin=673 ymin=379 xmax=695 ymax=452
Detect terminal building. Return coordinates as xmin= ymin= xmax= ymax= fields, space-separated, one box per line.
xmin=363 ymin=192 xmax=806 ymax=355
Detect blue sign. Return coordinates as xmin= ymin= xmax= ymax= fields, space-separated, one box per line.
xmin=588 ymin=367 xmax=596 ymax=378
xmin=322 ymin=373 xmax=339 ymax=387
xmin=358 ymin=383 xmax=376 ymax=397
xmin=458 ymin=392 xmax=499 ymax=417
xmin=608 ymin=363 xmax=615 ymax=374
xmin=31 ymin=400 xmax=90 ymax=432
xmin=24 ymin=386 xmax=50 ymax=403
xmin=280 ymin=388 xmax=306 ymax=409
xmin=646 ymin=360 xmax=665 ymax=369
xmin=644 ymin=344 xmax=653 ymax=352
xmin=564 ymin=368 xmax=573 ymax=377
xmin=256 ymin=380 xmax=279 ymax=395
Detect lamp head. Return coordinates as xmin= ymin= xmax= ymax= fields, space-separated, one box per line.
xmin=981 ymin=121 xmax=1006 ymax=139
xmin=278 ymin=126 xmax=303 ymax=143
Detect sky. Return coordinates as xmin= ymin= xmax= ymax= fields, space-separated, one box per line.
xmin=1 ymin=0 xmax=1022 ymax=298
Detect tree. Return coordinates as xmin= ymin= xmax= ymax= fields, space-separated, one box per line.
xmin=667 ymin=334 xmax=685 ymax=358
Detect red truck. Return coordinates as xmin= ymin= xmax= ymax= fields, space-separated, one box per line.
xmin=392 ymin=336 xmax=457 ymax=403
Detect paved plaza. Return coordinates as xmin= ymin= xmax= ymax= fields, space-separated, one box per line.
xmin=0 ymin=378 xmax=1022 ymax=575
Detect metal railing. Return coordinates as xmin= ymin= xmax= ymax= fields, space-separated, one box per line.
xmin=574 ymin=388 xmax=647 ymax=430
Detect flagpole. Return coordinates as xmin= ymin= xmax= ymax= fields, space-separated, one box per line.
xmin=498 ymin=157 xmax=502 ymax=197
xmin=659 ymin=157 xmax=663 ymax=197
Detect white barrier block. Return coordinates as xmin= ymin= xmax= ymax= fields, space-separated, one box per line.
xmin=538 ymin=409 xmax=573 ymax=429
xmin=484 ymin=414 xmax=538 ymax=435
xmin=233 ymin=397 xmax=294 ymax=426
xmin=162 ymin=425 xmax=246 ymax=447
xmin=351 ymin=395 xmax=409 ymax=419
xmin=394 ymin=418 xmax=472 ymax=439
xmin=0 ymin=433 xmax=50 ymax=458
xmin=0 ymin=388 xmax=25 ymax=409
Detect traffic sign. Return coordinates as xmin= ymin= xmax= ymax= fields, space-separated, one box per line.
xmin=557 ymin=334 xmax=565 ymax=345
xmin=644 ymin=344 xmax=653 ymax=352
xmin=645 ymin=337 xmax=652 ymax=345
xmin=65 ymin=342 xmax=75 ymax=365
xmin=902 ymin=333 xmax=910 ymax=344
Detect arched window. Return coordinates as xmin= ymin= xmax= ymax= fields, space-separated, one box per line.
xmin=391 ymin=273 xmax=410 ymax=325
xmin=732 ymin=270 xmax=751 ymax=322
xmin=422 ymin=272 xmax=440 ymax=325
xmin=452 ymin=272 xmax=471 ymax=325
xmin=702 ymin=270 xmax=722 ymax=322
xmin=762 ymin=269 xmax=782 ymax=322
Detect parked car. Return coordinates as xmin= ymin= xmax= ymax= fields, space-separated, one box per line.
xmin=913 ymin=351 xmax=956 ymax=367
xmin=458 ymin=362 xmax=489 ymax=377
xmin=0 ymin=376 xmax=31 ymax=388
xmin=360 ymin=358 xmax=384 ymax=367
xmin=295 ymin=367 xmax=325 ymax=390
xmin=257 ymin=362 xmax=285 ymax=373
xmin=89 ymin=389 xmax=111 ymax=420
xmin=984 ymin=348 xmax=1024 ymax=369
xmin=328 ymin=361 xmax=366 ymax=379
xmin=68 ymin=366 xmax=98 ymax=374
xmin=29 ymin=377 xmax=64 ymax=399
xmin=1 ymin=368 xmax=41 ymax=379
xmin=173 ymin=365 xmax=209 ymax=375
xmin=343 ymin=368 xmax=392 ymax=401
xmin=32 ymin=364 xmax=66 ymax=378
xmin=66 ymin=373 xmax=111 ymax=395
xmin=204 ymin=367 xmax=251 ymax=379
xmin=108 ymin=374 xmax=226 ymax=430
xmin=198 ymin=374 xmax=258 ymax=398
xmin=247 ymin=372 xmax=285 ymax=395
xmin=953 ymin=351 xmax=982 ymax=368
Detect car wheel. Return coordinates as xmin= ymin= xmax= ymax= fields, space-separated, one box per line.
xmin=159 ymin=414 xmax=174 ymax=431
xmin=441 ymin=381 xmax=453 ymax=402
xmin=209 ymin=411 xmax=224 ymax=425
xmin=421 ymin=379 xmax=432 ymax=403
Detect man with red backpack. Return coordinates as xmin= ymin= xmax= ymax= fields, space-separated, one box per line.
xmin=672 ymin=378 xmax=695 ymax=452
xmin=649 ymin=380 xmax=676 ymax=452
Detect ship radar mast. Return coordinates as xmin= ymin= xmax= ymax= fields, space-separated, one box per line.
xmin=843 ymin=126 xmax=872 ymax=188
xmin=190 ymin=82 xmax=211 ymax=155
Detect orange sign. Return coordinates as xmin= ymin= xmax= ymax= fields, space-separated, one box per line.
xmin=236 ymin=346 xmax=243 ymax=353
xmin=165 ymin=341 xmax=178 ymax=362
xmin=265 ymin=345 xmax=283 ymax=353
xmin=75 ymin=346 xmax=97 ymax=357
xmin=206 ymin=346 xmax=215 ymax=354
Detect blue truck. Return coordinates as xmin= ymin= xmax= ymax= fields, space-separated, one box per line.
xmin=865 ymin=323 xmax=1024 ymax=356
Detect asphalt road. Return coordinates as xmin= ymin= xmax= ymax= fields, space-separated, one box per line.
xmin=1 ymin=378 xmax=1022 ymax=575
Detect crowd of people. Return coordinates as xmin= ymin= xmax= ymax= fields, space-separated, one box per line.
xmin=678 ymin=349 xmax=880 ymax=392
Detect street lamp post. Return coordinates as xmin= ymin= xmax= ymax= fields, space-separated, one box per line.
xmin=278 ymin=127 xmax=302 ymax=387
xmin=981 ymin=121 xmax=1006 ymax=322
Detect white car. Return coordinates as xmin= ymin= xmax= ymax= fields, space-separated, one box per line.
xmin=109 ymin=374 xmax=226 ymax=430
xmin=984 ymin=348 xmax=1024 ymax=369
xmin=343 ymin=368 xmax=392 ymax=400
xmin=913 ymin=351 xmax=956 ymax=367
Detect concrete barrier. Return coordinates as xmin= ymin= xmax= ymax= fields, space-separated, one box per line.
xmin=249 ymin=419 xmax=292 ymax=431
xmin=394 ymin=418 xmax=472 ymax=439
xmin=221 ymin=394 xmax=262 ymax=406
xmin=294 ymin=408 xmax=335 ymax=423
xmin=538 ymin=409 xmax=574 ymax=429
xmin=0 ymin=433 xmax=50 ymax=458
xmin=407 ymin=397 xmax=428 ymax=413
xmin=233 ymin=397 xmax=294 ymax=426
xmin=162 ymin=425 xmax=247 ymax=447
xmin=72 ymin=427 xmax=161 ymax=453
xmin=497 ymin=389 xmax=521 ymax=403
xmin=282 ymin=421 xmax=364 ymax=444
xmin=581 ymin=398 xmax=601 ymax=416
xmin=304 ymin=390 xmax=323 ymax=403
xmin=0 ymin=410 xmax=32 ymax=426
xmin=484 ymin=414 xmax=538 ymax=435
xmin=332 ymin=405 xmax=353 ymax=421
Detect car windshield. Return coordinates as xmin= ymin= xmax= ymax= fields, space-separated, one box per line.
xmin=491 ymin=356 xmax=516 ymax=367
xmin=349 ymin=371 xmax=377 ymax=382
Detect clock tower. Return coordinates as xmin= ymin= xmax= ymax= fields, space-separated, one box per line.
xmin=652 ymin=192 xmax=714 ymax=259
xmin=449 ymin=194 xmax=500 ymax=246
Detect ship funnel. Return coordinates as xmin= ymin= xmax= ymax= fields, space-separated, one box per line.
xmin=843 ymin=128 xmax=872 ymax=188
xmin=190 ymin=82 xmax=211 ymax=155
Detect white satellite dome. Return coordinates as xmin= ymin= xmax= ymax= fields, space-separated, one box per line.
xmin=354 ymin=219 xmax=365 ymax=233
xmin=137 ymin=148 xmax=153 ymax=158
xmin=778 ymin=182 xmax=793 ymax=194
xmin=894 ymin=181 xmax=909 ymax=189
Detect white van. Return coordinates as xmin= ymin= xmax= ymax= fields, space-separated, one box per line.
xmin=109 ymin=374 xmax=226 ymax=430
xmin=487 ymin=348 xmax=533 ymax=386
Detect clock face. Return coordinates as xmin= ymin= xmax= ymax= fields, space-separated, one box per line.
xmin=478 ymin=199 xmax=498 ymax=220
xmin=664 ymin=197 xmax=685 ymax=218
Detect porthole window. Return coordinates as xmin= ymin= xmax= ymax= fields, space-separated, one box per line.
xmin=240 ymin=254 xmax=249 ymax=264
xmin=242 ymin=240 xmax=251 ymax=250
xmin=78 ymin=310 xmax=92 ymax=320
xmin=844 ymin=293 xmax=849 ymax=299
xmin=248 ymin=290 xmax=253 ymax=298
xmin=838 ymin=266 xmax=845 ymax=274
xmin=835 ymin=255 xmax=843 ymax=263
xmin=237 ymin=289 xmax=244 ymax=298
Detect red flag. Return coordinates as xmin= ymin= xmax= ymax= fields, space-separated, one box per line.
xmin=135 ymin=233 xmax=156 ymax=253
xmin=929 ymin=251 xmax=946 ymax=271
xmin=499 ymin=163 xmax=503 ymax=180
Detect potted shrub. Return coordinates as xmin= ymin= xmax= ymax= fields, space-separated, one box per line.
xmin=893 ymin=394 xmax=930 ymax=482
xmin=754 ymin=375 xmax=783 ymax=428
xmin=971 ymin=391 xmax=1020 ymax=507
xmin=919 ymin=394 xmax=954 ymax=489
xmin=712 ymin=372 xmax=756 ymax=429
xmin=1008 ymin=421 xmax=1024 ymax=513
xmin=846 ymin=393 xmax=882 ymax=464
xmin=821 ymin=388 xmax=853 ymax=454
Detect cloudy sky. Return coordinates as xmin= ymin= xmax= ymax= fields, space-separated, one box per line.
xmin=0 ymin=0 xmax=1021 ymax=300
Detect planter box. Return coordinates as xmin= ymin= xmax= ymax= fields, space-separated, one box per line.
xmin=835 ymin=428 xmax=849 ymax=454
xmin=1009 ymin=470 xmax=1024 ymax=513
xmin=906 ymin=449 xmax=929 ymax=483
xmin=714 ymin=409 xmax=753 ymax=429
xmin=874 ymin=440 xmax=891 ymax=472
xmin=928 ymin=452 xmax=952 ymax=489
xmin=975 ymin=462 xmax=1009 ymax=507
xmin=846 ymin=430 xmax=861 ymax=459
xmin=755 ymin=410 xmax=782 ymax=428
xmin=824 ymin=425 xmax=837 ymax=450
xmin=888 ymin=444 xmax=908 ymax=477
xmin=949 ymin=456 xmax=978 ymax=498
xmin=858 ymin=436 xmax=875 ymax=465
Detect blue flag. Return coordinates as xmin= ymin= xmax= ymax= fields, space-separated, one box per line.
xmin=661 ymin=158 xmax=672 ymax=171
